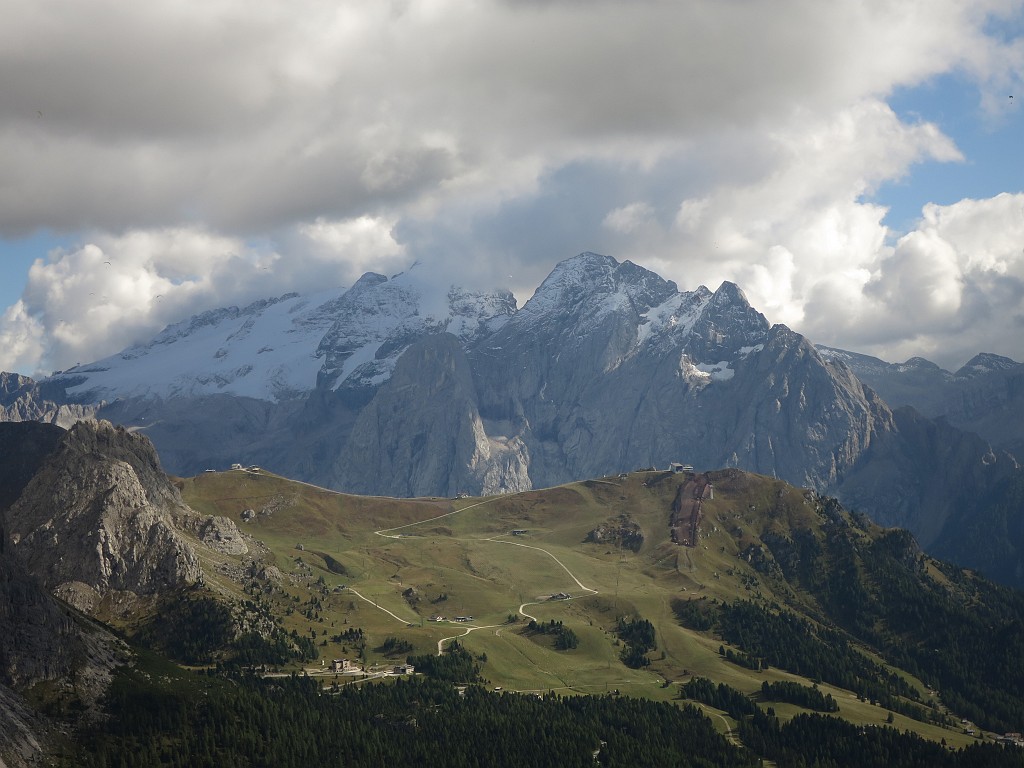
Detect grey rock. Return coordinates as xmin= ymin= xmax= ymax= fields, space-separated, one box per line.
xmin=0 ymin=484 xmax=123 ymax=768
xmin=0 ymin=371 xmax=98 ymax=429
xmin=333 ymin=333 xmax=531 ymax=497
xmin=5 ymin=421 xmax=202 ymax=606
xmin=818 ymin=345 xmax=1024 ymax=457
xmin=179 ymin=514 xmax=249 ymax=555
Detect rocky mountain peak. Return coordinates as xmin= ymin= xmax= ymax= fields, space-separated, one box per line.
xmin=0 ymin=372 xmax=98 ymax=428
xmin=314 ymin=266 xmax=517 ymax=391
xmin=521 ymin=252 xmax=678 ymax=324
xmin=899 ymin=356 xmax=945 ymax=372
xmin=709 ymin=279 xmax=748 ymax=306
xmin=687 ymin=280 xmax=770 ymax=361
xmin=5 ymin=420 xmax=202 ymax=614
xmin=0 ymin=372 xmax=33 ymax=404
xmin=57 ymin=420 xmax=182 ymax=509
xmin=955 ymin=352 xmax=1020 ymax=378
xmin=352 ymin=271 xmax=389 ymax=289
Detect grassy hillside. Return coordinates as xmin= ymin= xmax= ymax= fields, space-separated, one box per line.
xmin=169 ymin=467 xmax=1024 ymax=752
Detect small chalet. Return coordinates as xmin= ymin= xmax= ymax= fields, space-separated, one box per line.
xmin=330 ymin=658 xmax=355 ymax=673
xmin=393 ymin=663 xmax=415 ymax=675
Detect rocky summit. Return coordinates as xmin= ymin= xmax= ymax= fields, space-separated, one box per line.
xmin=4 ymin=420 xmax=206 ymax=616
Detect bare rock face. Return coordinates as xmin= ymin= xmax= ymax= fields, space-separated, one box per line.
xmin=177 ymin=514 xmax=249 ymax=556
xmin=0 ymin=508 xmax=124 ymax=768
xmin=0 ymin=422 xmax=65 ymax=515
xmin=5 ymin=421 xmax=201 ymax=613
xmin=333 ymin=334 xmax=531 ymax=497
xmin=0 ymin=371 xmax=98 ymax=429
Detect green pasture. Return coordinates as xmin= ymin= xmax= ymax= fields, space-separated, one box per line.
xmin=176 ymin=468 xmax=988 ymax=750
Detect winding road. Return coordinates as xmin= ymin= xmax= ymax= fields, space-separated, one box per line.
xmin=345 ymin=587 xmax=416 ymax=625
xmin=348 ymin=495 xmax=602 ymax=655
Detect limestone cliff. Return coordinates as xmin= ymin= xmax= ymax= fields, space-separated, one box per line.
xmin=0 ymin=371 xmax=98 ymax=429
xmin=0 ymin=481 xmax=124 ymax=768
xmin=333 ymin=334 xmax=530 ymax=496
xmin=5 ymin=420 xmax=202 ymax=615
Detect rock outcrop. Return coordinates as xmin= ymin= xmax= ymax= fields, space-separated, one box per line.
xmin=5 ymin=420 xmax=202 ymax=615
xmin=0 ymin=371 xmax=98 ymax=429
xmin=0 ymin=483 xmax=123 ymax=768
xmin=177 ymin=514 xmax=249 ymax=556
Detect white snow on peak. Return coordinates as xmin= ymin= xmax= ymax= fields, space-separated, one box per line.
xmin=696 ymin=360 xmax=736 ymax=381
xmin=518 ymin=252 xmax=618 ymax=318
xmin=55 ymin=264 xmax=517 ymax=402
xmin=635 ymin=290 xmax=708 ymax=350
xmin=317 ymin=267 xmax=516 ymax=390
xmin=59 ymin=288 xmax=345 ymax=402
xmin=516 ymin=253 xmax=690 ymax=347
xmin=49 ymin=253 xmax=769 ymax=404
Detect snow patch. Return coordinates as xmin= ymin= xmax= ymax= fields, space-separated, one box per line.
xmin=60 ymin=288 xmax=343 ymax=402
xmin=696 ymin=361 xmax=735 ymax=381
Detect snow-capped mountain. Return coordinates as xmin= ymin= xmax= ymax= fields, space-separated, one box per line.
xmin=55 ymin=265 xmax=516 ymax=404
xmin=6 ymin=252 xmax=1022 ymax=585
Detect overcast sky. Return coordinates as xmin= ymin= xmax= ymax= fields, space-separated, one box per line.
xmin=2 ymin=0 xmax=1024 ymax=376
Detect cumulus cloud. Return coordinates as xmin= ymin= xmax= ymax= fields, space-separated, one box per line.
xmin=1 ymin=0 xmax=1023 ymax=373
xmin=0 ymin=301 xmax=46 ymax=376
xmin=2 ymin=218 xmax=405 ymax=374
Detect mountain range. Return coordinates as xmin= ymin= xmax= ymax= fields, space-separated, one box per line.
xmin=817 ymin=345 xmax=1024 ymax=458
xmin=3 ymin=252 xmax=1023 ymax=586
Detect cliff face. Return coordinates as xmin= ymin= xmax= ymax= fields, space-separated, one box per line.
xmin=818 ymin=346 xmax=1024 ymax=458
xmin=5 ymin=420 xmax=202 ymax=615
xmin=0 ymin=371 xmax=98 ymax=429
xmin=333 ymin=333 xmax=530 ymax=497
xmin=462 ymin=256 xmax=895 ymax=494
xmin=0 ymin=479 xmax=124 ymax=768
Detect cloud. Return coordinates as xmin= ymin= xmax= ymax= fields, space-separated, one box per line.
xmin=1 ymin=0 xmax=1015 ymax=236
xmin=1 ymin=1 xmax=1024 ymax=373
xmin=0 ymin=301 xmax=46 ymax=376
xmin=603 ymin=202 xmax=657 ymax=235
xmin=1 ymin=218 xmax=405 ymax=375
xmin=801 ymin=192 xmax=1024 ymax=366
